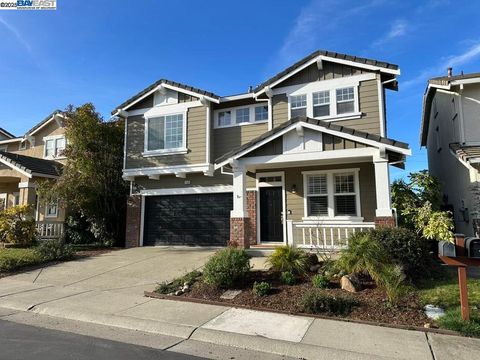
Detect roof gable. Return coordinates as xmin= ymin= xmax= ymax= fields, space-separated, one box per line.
xmin=0 ymin=127 xmax=15 ymax=139
xmin=0 ymin=152 xmax=63 ymax=178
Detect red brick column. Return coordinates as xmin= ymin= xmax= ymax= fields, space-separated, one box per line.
xmin=374 ymin=216 xmax=396 ymax=228
xmin=125 ymin=195 xmax=142 ymax=248
xmin=246 ymin=191 xmax=257 ymax=246
xmin=230 ymin=217 xmax=250 ymax=249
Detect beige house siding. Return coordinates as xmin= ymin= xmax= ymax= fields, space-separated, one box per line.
xmin=125 ymin=105 xmax=207 ymax=169
xmin=213 ymin=123 xmax=268 ymax=159
xmin=272 ymin=94 xmax=288 ymax=128
xmin=135 ymin=171 xmax=232 ymax=190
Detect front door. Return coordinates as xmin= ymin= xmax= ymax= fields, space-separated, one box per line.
xmin=259 ymin=187 xmax=284 ymax=243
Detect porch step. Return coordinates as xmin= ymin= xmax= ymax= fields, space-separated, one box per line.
xmin=246 ymin=245 xmax=278 ymax=257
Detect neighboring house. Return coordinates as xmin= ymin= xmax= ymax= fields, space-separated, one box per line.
xmin=420 ymin=69 xmax=480 ymax=237
xmin=114 ymin=50 xmax=411 ymax=249
xmin=0 ymin=111 xmax=66 ymax=239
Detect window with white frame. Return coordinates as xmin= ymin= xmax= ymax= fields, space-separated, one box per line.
xmin=333 ymin=173 xmax=357 ymax=216
xmin=0 ymin=194 xmax=6 ymax=211
xmin=336 ymin=87 xmax=355 ymax=114
xmin=13 ymin=192 xmax=19 ymax=206
xmin=312 ymin=90 xmax=330 ymax=117
xmin=236 ymin=108 xmax=250 ymax=124
xmin=147 ymin=114 xmax=184 ymax=151
xmin=304 ymin=170 xmax=360 ymax=218
xmin=46 ymin=201 xmax=58 ymax=218
xmin=306 ymin=175 xmax=328 ymax=216
xmin=44 ymin=136 xmax=66 ymax=159
xmin=215 ymin=104 xmax=269 ymax=128
xmin=290 ymin=94 xmax=307 ymax=117
xmin=255 ymin=105 xmax=268 ymax=121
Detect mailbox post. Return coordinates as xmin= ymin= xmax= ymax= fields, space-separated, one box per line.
xmin=439 ymin=234 xmax=480 ymax=321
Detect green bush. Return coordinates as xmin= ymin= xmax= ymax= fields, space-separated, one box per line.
xmin=300 ymin=290 xmax=358 ymax=316
xmin=0 ymin=205 xmax=36 ymax=246
xmin=312 ymin=274 xmax=330 ymax=289
xmin=203 ymin=248 xmax=251 ymax=288
xmin=0 ymin=248 xmax=42 ymax=272
xmin=438 ymin=308 xmax=480 ymax=337
xmin=252 ymin=281 xmax=271 ymax=297
xmin=366 ymin=227 xmax=431 ymax=281
xmin=156 ymin=270 xmax=202 ymax=294
xmin=267 ymin=246 xmax=309 ymax=275
xmin=280 ymin=271 xmax=296 ymax=285
xmin=35 ymin=240 xmax=75 ymax=262
xmin=377 ymin=264 xmax=407 ymax=305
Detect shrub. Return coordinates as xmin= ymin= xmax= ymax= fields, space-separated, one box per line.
xmin=156 ymin=270 xmax=202 ymax=294
xmin=366 ymin=227 xmax=431 ymax=281
xmin=280 ymin=271 xmax=296 ymax=285
xmin=64 ymin=215 xmax=97 ymax=245
xmin=0 ymin=205 xmax=36 ymax=245
xmin=300 ymin=290 xmax=358 ymax=316
xmin=267 ymin=246 xmax=309 ymax=275
xmin=252 ymin=281 xmax=271 ymax=297
xmin=203 ymin=248 xmax=251 ymax=288
xmin=312 ymin=274 xmax=330 ymax=289
xmin=438 ymin=308 xmax=480 ymax=337
xmin=0 ymin=248 xmax=42 ymax=272
xmin=376 ymin=264 xmax=407 ymax=305
xmin=35 ymin=239 xmax=75 ymax=262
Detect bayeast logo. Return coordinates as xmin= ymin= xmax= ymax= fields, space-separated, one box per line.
xmin=17 ymin=0 xmax=56 ymax=9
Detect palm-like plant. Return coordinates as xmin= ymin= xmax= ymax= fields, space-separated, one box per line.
xmin=266 ymin=246 xmax=310 ymax=275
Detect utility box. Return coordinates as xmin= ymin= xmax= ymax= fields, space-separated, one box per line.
xmin=465 ymin=237 xmax=480 ymax=258
xmin=439 ymin=241 xmax=456 ymax=257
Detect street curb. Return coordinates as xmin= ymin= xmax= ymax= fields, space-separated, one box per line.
xmin=144 ymin=291 xmax=460 ymax=337
xmin=30 ymin=306 xmax=196 ymax=339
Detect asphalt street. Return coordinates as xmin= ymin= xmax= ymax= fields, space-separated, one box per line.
xmin=0 ymin=320 xmax=205 ymax=360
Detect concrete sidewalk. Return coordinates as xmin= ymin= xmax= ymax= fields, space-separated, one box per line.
xmin=1 ymin=277 xmax=480 ymax=359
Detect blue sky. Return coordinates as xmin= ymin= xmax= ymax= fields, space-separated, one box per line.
xmin=1 ymin=0 xmax=480 ymax=179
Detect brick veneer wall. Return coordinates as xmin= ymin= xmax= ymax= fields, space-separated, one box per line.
xmin=230 ymin=217 xmax=250 ymax=248
xmin=374 ymin=216 xmax=396 ymax=228
xmin=246 ymin=190 xmax=257 ymax=245
xmin=125 ymin=195 xmax=141 ymax=248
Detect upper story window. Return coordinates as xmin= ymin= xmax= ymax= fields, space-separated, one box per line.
xmin=215 ymin=104 xmax=269 ymax=129
xmin=0 ymin=145 xmax=7 ymax=152
xmin=147 ymin=114 xmax=184 ymax=152
xmin=312 ymin=90 xmax=330 ymax=117
xmin=44 ymin=136 xmax=66 ymax=159
xmin=336 ymin=87 xmax=355 ymax=114
xmin=290 ymin=94 xmax=307 ymax=117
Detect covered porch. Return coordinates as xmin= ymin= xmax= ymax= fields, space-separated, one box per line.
xmin=215 ymin=117 xmax=411 ymax=249
xmin=0 ymin=152 xmax=64 ymax=240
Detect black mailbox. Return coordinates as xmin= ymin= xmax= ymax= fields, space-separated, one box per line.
xmin=465 ymin=237 xmax=480 ymax=258
xmin=439 ymin=241 xmax=456 ymax=257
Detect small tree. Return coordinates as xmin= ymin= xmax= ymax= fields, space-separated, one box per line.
xmin=37 ymin=104 xmax=128 ymax=246
xmin=391 ymin=170 xmax=454 ymax=241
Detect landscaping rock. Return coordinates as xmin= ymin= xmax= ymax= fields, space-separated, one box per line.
xmin=175 ymin=290 xmax=184 ymax=296
xmin=340 ymin=275 xmax=362 ymax=293
xmin=310 ymin=264 xmax=321 ymax=273
xmin=424 ymin=304 xmax=445 ymax=320
xmin=220 ymin=290 xmax=242 ymax=300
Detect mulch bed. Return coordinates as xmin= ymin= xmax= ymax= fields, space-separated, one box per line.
xmin=165 ymin=270 xmax=430 ymax=328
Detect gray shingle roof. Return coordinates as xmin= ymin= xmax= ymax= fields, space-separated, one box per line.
xmin=253 ymin=50 xmax=399 ymax=93
xmin=0 ymin=127 xmax=15 ymax=139
xmin=429 ymin=72 xmax=480 ymax=86
xmin=215 ymin=116 xmax=409 ymax=164
xmin=0 ymin=152 xmax=63 ymax=177
xmin=112 ymin=79 xmax=221 ymax=114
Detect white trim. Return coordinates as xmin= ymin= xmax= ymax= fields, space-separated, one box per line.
xmin=43 ymin=134 xmax=66 ymax=160
xmin=206 ymin=103 xmax=211 ymax=164
xmin=220 ymin=93 xmax=253 ymax=102
xmin=0 ymin=138 xmax=21 ymax=145
xmin=256 ymin=171 xmax=286 ymax=245
xmin=302 ymin=168 xmax=362 ymax=220
xmin=0 ymin=129 xmax=14 ymax=139
xmin=123 ymin=163 xmax=212 ymax=177
xmin=123 ymin=117 xmax=128 ymax=171
xmin=140 ymin=185 xmax=233 ymax=196
xmin=214 ymin=104 xmax=269 ymax=129
xmin=377 ymin=77 xmax=386 ymax=137
xmin=267 ymin=97 xmax=273 ymax=130
xmin=143 ymin=109 xmax=188 ymax=156
xmin=254 ymin=56 xmax=397 ymax=96
xmin=373 ymin=159 xmax=392 ymax=217
xmin=0 ymin=156 xmax=32 ymax=178
xmin=139 ymin=196 xmax=145 ymax=246
xmin=142 ymin=148 xmax=188 ymax=157
xmin=161 ymin=83 xmax=219 ymax=104
xmin=45 ymin=200 xmax=59 ymax=218
xmin=29 ymin=113 xmax=65 ymax=136
xmin=18 ymin=182 xmax=36 ymax=189
xmin=0 ymin=193 xmax=6 ymax=211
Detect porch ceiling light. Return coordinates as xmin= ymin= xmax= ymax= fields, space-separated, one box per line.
xmin=291 ymin=184 xmax=297 ymax=194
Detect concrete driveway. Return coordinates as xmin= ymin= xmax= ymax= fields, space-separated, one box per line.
xmin=5 ymin=247 xmax=218 ymax=295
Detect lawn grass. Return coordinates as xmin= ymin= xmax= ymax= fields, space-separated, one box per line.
xmin=417 ymin=268 xmax=480 ymax=337
xmin=0 ymin=248 xmax=42 ymax=272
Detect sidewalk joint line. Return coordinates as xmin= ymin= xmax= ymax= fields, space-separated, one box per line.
xmin=0 ymin=285 xmax=53 ymax=299
xmin=32 ymin=267 xmax=44 ymax=284
xmin=425 ymin=332 xmax=437 ymax=360
xmin=113 ymin=298 xmax=153 ymax=315
xmin=27 ymin=289 xmax=93 ymax=312
xmin=299 ymin=318 xmax=315 ymax=343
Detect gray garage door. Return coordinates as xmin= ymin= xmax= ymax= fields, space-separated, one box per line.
xmin=143 ymin=193 xmax=233 ymax=246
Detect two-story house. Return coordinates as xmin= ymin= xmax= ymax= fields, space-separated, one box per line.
xmin=115 ymin=50 xmax=411 ymax=249
xmin=420 ymin=69 xmax=480 ymax=237
xmin=0 ymin=110 xmax=66 ymax=237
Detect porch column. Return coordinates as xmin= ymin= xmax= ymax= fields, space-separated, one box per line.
xmin=373 ymin=158 xmax=395 ymax=227
xmin=18 ymin=181 xmax=36 ymax=219
xmin=230 ymin=162 xmax=250 ymax=248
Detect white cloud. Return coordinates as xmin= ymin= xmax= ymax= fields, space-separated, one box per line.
xmin=0 ymin=16 xmax=32 ymax=54
xmin=402 ymin=42 xmax=480 ymax=90
xmin=373 ymin=19 xmax=408 ymax=47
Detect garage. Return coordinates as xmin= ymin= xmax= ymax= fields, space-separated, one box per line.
xmin=143 ymin=193 xmax=233 ymax=246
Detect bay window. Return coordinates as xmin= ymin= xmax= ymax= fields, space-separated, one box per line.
xmin=236 ymin=108 xmax=250 ymax=124
xmin=304 ymin=169 xmax=360 ymax=219
xmin=215 ymin=104 xmax=269 ymax=128
xmin=290 ymin=94 xmax=307 ymax=117
xmin=147 ymin=113 xmax=184 ymax=152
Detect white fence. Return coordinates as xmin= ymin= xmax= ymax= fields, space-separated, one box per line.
xmin=36 ymin=221 xmax=64 ymax=240
xmin=287 ymin=220 xmax=375 ymax=250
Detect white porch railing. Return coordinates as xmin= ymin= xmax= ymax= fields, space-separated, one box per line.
xmin=36 ymin=221 xmax=64 ymax=240
xmin=287 ymin=220 xmax=375 ymax=250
